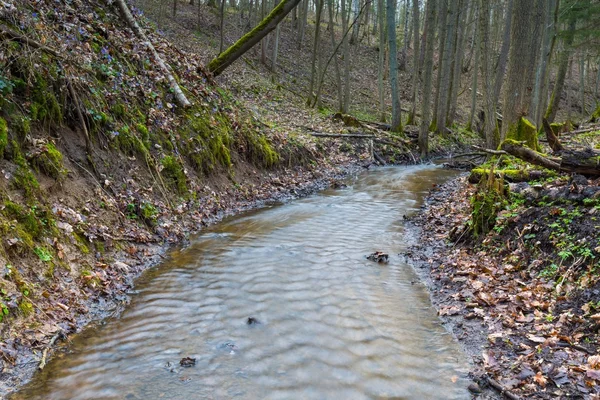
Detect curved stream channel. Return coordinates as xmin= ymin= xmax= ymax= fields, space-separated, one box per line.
xmin=16 ymin=166 xmax=470 ymax=399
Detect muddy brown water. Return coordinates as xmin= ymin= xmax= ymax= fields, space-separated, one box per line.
xmin=14 ymin=166 xmax=470 ymax=400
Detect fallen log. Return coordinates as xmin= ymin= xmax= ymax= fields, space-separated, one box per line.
xmin=308 ymin=132 xmax=374 ymax=138
xmin=468 ymin=168 xmax=554 ymax=184
xmin=500 ymin=140 xmax=600 ymax=177
xmin=114 ymin=0 xmax=191 ymax=108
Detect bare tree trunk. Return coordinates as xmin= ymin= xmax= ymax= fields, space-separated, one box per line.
xmin=447 ymin=0 xmax=468 ymax=127
xmin=308 ymin=0 xmax=324 ymax=103
xmin=490 ymin=0 xmax=512 ymax=111
xmin=271 ymin=23 xmax=281 ymax=70
xmin=115 ymin=0 xmax=191 ymax=108
xmin=399 ymin=0 xmax=409 ymax=71
xmin=342 ymin=0 xmax=351 ymax=112
xmin=207 ymin=0 xmax=303 ymax=76
xmin=435 ymin=0 xmax=456 ymax=133
xmin=220 ymin=0 xmax=226 ymax=54
xmin=531 ymin=0 xmax=556 ymax=127
xmin=419 ymin=0 xmax=437 ymax=156
xmin=431 ymin=0 xmax=448 ymax=131
xmin=580 ymin=51 xmax=587 ymax=116
xmin=467 ymin=2 xmax=479 ymax=132
xmin=407 ymin=0 xmax=420 ymax=125
xmin=378 ymin=0 xmax=386 ymax=121
xmin=545 ymin=19 xmax=577 ymax=123
xmin=328 ymin=0 xmax=344 ymax=111
xmin=478 ymin=0 xmax=497 ymax=148
xmin=298 ymin=0 xmax=309 ymax=48
xmin=501 ymin=0 xmax=535 ymax=141
xmin=387 ymin=0 xmax=401 ymax=131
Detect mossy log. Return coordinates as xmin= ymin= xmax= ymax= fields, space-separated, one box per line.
xmin=207 ymin=0 xmax=302 ymax=76
xmin=501 ymin=140 xmax=600 ymax=177
xmin=589 ymin=104 xmax=600 ymax=123
xmin=542 ymin=117 xmax=564 ymax=152
xmin=468 ymin=168 xmax=553 ymax=184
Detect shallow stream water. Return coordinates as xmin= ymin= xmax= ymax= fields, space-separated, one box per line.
xmin=15 ymin=165 xmax=470 ymax=399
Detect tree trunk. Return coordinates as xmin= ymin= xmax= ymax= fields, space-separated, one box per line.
xmin=431 ymin=0 xmax=448 ymax=132
xmin=435 ymin=0 xmax=457 ymax=133
xmin=501 ymin=0 xmax=535 ymax=141
xmin=467 ymin=3 xmax=479 ymax=132
xmin=271 ymin=22 xmax=281 ymax=70
xmin=531 ymin=0 xmax=556 ymax=127
xmin=419 ymin=0 xmax=437 ymax=157
xmin=491 ymin=0 xmax=513 ymax=108
xmin=220 ymin=0 xmax=226 ymax=54
xmin=328 ymin=0 xmax=344 ymax=111
xmin=297 ymin=0 xmax=309 ymax=48
xmin=545 ymin=19 xmax=577 ymax=123
xmin=308 ymin=0 xmax=324 ymax=103
xmin=399 ymin=0 xmax=409 ymax=71
xmin=342 ymin=0 xmax=352 ymax=112
xmin=207 ymin=0 xmax=303 ymax=76
xmin=446 ymin=0 xmax=468 ymax=127
xmin=387 ymin=0 xmax=401 ymax=131
xmin=115 ymin=0 xmax=191 ymax=108
xmin=407 ymin=0 xmax=420 ymax=125
xmin=478 ymin=0 xmax=497 ymax=148
xmin=378 ymin=0 xmax=386 ymax=121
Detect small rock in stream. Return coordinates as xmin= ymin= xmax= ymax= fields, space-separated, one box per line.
xmin=179 ymin=357 xmax=196 ymax=367
xmin=246 ymin=317 xmax=261 ymax=326
xmin=367 ymin=252 xmax=389 ymax=263
xmin=468 ymin=382 xmax=482 ymax=394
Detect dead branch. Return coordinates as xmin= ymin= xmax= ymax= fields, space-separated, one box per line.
xmin=0 ymin=25 xmax=61 ymax=58
xmin=484 ymin=375 xmax=521 ymax=400
xmin=38 ymin=330 xmax=64 ymax=370
xmin=471 ymin=145 xmax=508 ymax=156
xmin=113 ymin=0 xmax=191 ymax=108
xmin=542 ymin=117 xmax=564 ymax=152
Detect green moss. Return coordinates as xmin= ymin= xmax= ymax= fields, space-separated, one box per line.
xmin=73 ymin=232 xmax=90 ymax=254
xmin=505 ymin=117 xmax=540 ymax=151
xmin=113 ymin=125 xmax=148 ymax=156
xmin=30 ymin=142 xmax=66 ymax=179
xmin=18 ymin=300 xmax=33 ymax=317
xmin=590 ymin=104 xmax=600 ymax=123
xmin=30 ymin=73 xmax=62 ymax=126
xmin=184 ymin=109 xmax=233 ymax=173
xmin=0 ymin=117 xmax=7 ymax=158
xmin=471 ymin=171 xmax=508 ymax=237
xmin=111 ymin=101 xmax=127 ymax=119
xmin=207 ymin=0 xmax=289 ymax=74
xmin=12 ymin=153 xmax=40 ymax=199
xmin=161 ymin=155 xmax=187 ymax=194
xmin=247 ymin=132 xmax=279 ymax=167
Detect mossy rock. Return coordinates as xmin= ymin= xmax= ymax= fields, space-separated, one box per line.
xmin=505 ymin=117 xmax=540 ymax=151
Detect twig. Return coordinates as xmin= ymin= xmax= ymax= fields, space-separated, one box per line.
xmin=484 ymin=375 xmax=521 ymax=400
xmin=308 ymin=132 xmax=374 ymax=138
xmin=472 ymin=145 xmax=508 ymax=156
xmin=38 ymin=330 xmax=64 ymax=370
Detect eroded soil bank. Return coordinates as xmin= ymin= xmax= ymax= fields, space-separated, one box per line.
xmin=409 ymin=175 xmax=600 ymax=399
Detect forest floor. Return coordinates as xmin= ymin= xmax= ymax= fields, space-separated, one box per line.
xmin=409 ymin=132 xmax=600 ymax=399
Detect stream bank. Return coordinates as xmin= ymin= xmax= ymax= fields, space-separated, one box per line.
xmin=409 ymin=175 xmax=600 ymax=399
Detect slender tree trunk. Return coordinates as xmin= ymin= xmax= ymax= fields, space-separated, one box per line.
xmin=545 ymin=19 xmax=577 ymax=123
xmin=431 ymin=0 xmax=448 ymax=131
xmin=342 ymin=0 xmax=352 ymax=112
xmin=447 ymin=0 xmax=468 ymax=127
xmin=491 ymin=0 xmax=512 ymax=111
xmin=173 ymin=0 xmax=177 ymax=17
xmin=580 ymin=51 xmax=587 ymax=115
xmin=435 ymin=0 xmax=456 ymax=133
xmin=479 ymin=0 xmax=496 ymax=148
xmin=387 ymin=0 xmax=401 ymax=131
xmin=298 ymin=0 xmax=310 ymax=48
xmin=531 ymin=0 xmax=556 ymax=127
xmin=220 ymin=0 xmax=226 ymax=53
xmin=467 ymin=3 xmax=479 ymax=132
xmin=399 ymin=0 xmax=409 ymax=71
xmin=407 ymin=0 xmax=420 ymax=125
xmin=419 ymin=0 xmax=437 ymax=156
xmin=308 ymin=0 xmax=324 ymax=103
xmin=207 ymin=0 xmax=303 ymax=75
xmin=271 ymin=23 xmax=281 ymax=70
xmin=378 ymin=0 xmax=386 ymax=121
xmin=328 ymin=0 xmax=344 ymax=111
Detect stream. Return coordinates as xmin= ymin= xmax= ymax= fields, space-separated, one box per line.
xmin=14 ymin=165 xmax=470 ymax=399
